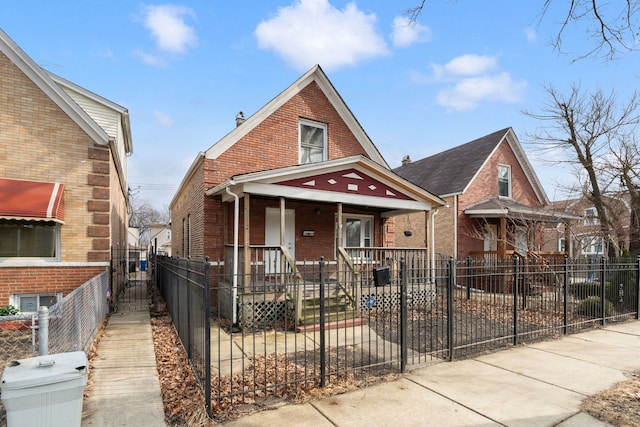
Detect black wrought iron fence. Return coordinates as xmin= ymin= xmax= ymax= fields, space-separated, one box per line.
xmin=153 ymin=252 xmax=640 ymax=420
xmin=154 ymin=256 xmax=211 ymax=415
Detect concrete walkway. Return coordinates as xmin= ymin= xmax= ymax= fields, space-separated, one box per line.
xmin=223 ymin=320 xmax=640 ymax=427
xmin=80 ymin=276 xmax=640 ymax=427
xmin=82 ymin=276 xmax=166 ymax=427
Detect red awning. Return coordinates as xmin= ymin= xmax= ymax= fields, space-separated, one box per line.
xmin=0 ymin=178 xmax=65 ymax=223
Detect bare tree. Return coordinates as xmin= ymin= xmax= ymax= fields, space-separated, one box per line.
xmin=405 ymin=1 xmax=640 ymax=60
xmin=525 ymin=84 xmax=640 ymax=257
xmin=540 ymin=0 xmax=640 ymax=60
xmin=607 ymin=135 xmax=640 ymax=257
xmin=129 ymin=192 xmax=170 ymax=246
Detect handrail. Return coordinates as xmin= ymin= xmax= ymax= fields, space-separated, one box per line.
xmin=336 ymin=247 xmax=359 ymax=310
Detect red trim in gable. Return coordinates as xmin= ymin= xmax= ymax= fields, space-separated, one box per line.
xmin=277 ymin=168 xmax=414 ymax=201
xmin=0 ymin=178 xmax=65 ymax=222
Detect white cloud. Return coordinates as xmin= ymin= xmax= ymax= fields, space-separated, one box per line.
xmin=391 ymin=16 xmax=431 ymax=47
xmin=524 ymin=27 xmax=537 ymax=43
xmin=436 ymin=72 xmax=526 ymax=111
xmin=254 ymin=0 xmax=389 ymax=71
xmin=154 ymin=111 xmax=175 ymax=127
xmin=139 ymin=4 xmax=197 ymax=53
xmin=133 ymin=49 xmax=166 ymax=67
xmin=442 ymin=54 xmax=498 ymax=76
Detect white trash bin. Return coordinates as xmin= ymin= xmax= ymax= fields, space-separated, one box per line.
xmin=1 ymin=351 xmax=88 ymax=427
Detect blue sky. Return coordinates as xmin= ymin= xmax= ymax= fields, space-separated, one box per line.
xmin=2 ymin=1 xmax=638 ymax=209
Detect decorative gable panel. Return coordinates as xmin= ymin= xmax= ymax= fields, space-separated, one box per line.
xmin=277 ymin=168 xmax=413 ymax=201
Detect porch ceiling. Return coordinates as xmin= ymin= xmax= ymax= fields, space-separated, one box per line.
xmin=206 ymin=155 xmax=446 ymax=215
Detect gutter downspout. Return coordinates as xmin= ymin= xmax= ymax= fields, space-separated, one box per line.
xmin=226 ymin=183 xmax=239 ymax=325
xmin=431 ymin=208 xmax=439 ymax=283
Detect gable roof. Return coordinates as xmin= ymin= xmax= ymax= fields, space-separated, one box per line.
xmin=393 ymin=127 xmax=549 ymax=204
xmin=47 ymin=72 xmax=133 ymax=155
xmin=204 ymin=65 xmax=388 ymax=168
xmin=206 ymin=155 xmax=445 ymax=215
xmin=464 ymin=196 xmax=580 ymax=222
xmin=0 ymin=28 xmax=111 ymax=146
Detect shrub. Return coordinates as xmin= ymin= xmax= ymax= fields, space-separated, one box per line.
xmin=575 ymin=296 xmax=614 ymax=318
xmin=605 ymin=269 xmax=637 ymax=311
xmin=0 ymin=305 xmax=19 ymax=316
xmin=569 ymin=281 xmax=602 ymax=298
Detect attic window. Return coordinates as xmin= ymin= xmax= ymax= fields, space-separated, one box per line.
xmin=299 ymin=120 xmax=327 ymax=164
xmin=498 ymin=164 xmax=511 ymax=198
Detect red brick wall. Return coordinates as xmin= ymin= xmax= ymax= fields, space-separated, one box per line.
xmin=205 ymin=81 xmax=367 ymax=186
xmin=0 ymin=266 xmax=106 ymax=306
xmin=173 ymin=80 xmax=376 ymax=262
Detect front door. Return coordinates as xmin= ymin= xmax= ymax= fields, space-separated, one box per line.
xmin=265 ymin=207 xmax=295 ymax=274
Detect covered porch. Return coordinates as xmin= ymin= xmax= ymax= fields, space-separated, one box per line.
xmin=205 ymin=155 xmax=445 ymax=327
xmin=465 ymin=197 xmax=580 ymax=262
xmin=463 ymin=197 xmax=580 ymax=294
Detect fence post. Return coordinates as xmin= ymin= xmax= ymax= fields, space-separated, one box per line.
xmin=447 ymin=257 xmax=455 ymax=361
xmin=513 ymin=256 xmax=519 ymax=346
xmin=466 ymin=256 xmax=471 ymax=300
xmin=400 ymin=258 xmax=407 ymax=373
xmin=319 ymin=257 xmax=326 ymax=387
xmin=636 ymin=256 xmax=640 ymax=320
xmin=563 ymin=255 xmax=569 ymax=334
xmin=187 ymin=258 xmax=192 ymax=359
xmin=38 ymin=306 xmax=49 ymax=356
xmin=204 ymin=257 xmax=212 ymax=418
xmin=600 ymin=256 xmax=606 ymax=326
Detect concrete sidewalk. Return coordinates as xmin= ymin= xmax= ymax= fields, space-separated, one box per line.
xmin=82 ymin=277 xmax=166 ymax=427
xmin=223 ymin=320 xmax=640 ymax=427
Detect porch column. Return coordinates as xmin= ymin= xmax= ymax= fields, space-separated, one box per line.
xmin=280 ymin=197 xmax=286 ymax=247
xmin=499 ymin=216 xmax=507 ymax=258
xmin=564 ymin=221 xmax=572 ymax=257
xmin=337 ymin=202 xmax=343 ymax=247
xmin=243 ymin=193 xmax=251 ymax=282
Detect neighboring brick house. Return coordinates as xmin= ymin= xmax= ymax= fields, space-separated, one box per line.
xmin=394 ymin=128 xmax=574 ymax=261
xmin=543 ymin=194 xmax=631 ymax=257
xmin=0 ymin=29 xmax=132 ymax=312
xmin=170 ymin=65 xmax=444 ymax=322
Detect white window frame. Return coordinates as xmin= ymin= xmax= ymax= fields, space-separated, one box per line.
xmin=299 ymin=119 xmax=327 ymax=164
xmin=583 ymin=207 xmax=600 ymax=226
xmin=337 ymin=214 xmax=374 ymax=261
xmin=0 ymin=220 xmax=61 ymax=261
xmin=11 ymin=292 xmax=61 ymax=314
xmin=498 ymin=164 xmax=511 ymax=198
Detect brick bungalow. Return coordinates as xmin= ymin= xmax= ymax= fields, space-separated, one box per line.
xmin=393 ymin=128 xmax=577 ymax=262
xmin=170 ymin=65 xmax=444 ymax=324
xmin=0 ymin=29 xmax=132 ymax=312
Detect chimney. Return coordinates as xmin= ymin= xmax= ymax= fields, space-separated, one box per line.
xmin=401 ymin=155 xmax=411 ymax=166
xmin=235 ymin=111 xmax=245 ymax=127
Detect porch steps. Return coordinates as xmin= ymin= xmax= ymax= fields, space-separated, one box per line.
xmin=295 ymin=284 xmax=358 ymax=327
xmin=296 ymin=316 xmax=368 ymax=333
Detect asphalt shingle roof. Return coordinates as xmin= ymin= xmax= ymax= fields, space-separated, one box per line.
xmin=393 ymin=128 xmax=510 ymax=196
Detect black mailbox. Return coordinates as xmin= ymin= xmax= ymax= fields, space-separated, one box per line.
xmin=373 ymin=266 xmax=391 ymax=287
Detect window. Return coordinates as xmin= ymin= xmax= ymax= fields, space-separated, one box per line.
xmin=0 ymin=220 xmax=59 ymax=259
xmin=11 ymin=293 xmax=60 ymax=313
xmin=558 ymin=238 xmax=566 ymax=252
xmin=498 ymin=165 xmax=511 ymax=197
xmin=583 ymin=207 xmax=599 ymax=226
xmin=343 ymin=215 xmax=372 ymax=247
xmin=166 ymin=230 xmax=171 ymax=241
xmin=299 ymin=120 xmax=327 ymax=164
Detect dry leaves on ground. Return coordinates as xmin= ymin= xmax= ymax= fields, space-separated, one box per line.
xmin=149 ymin=312 xmax=400 ymax=426
xmin=582 ymin=372 xmax=640 ymax=427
